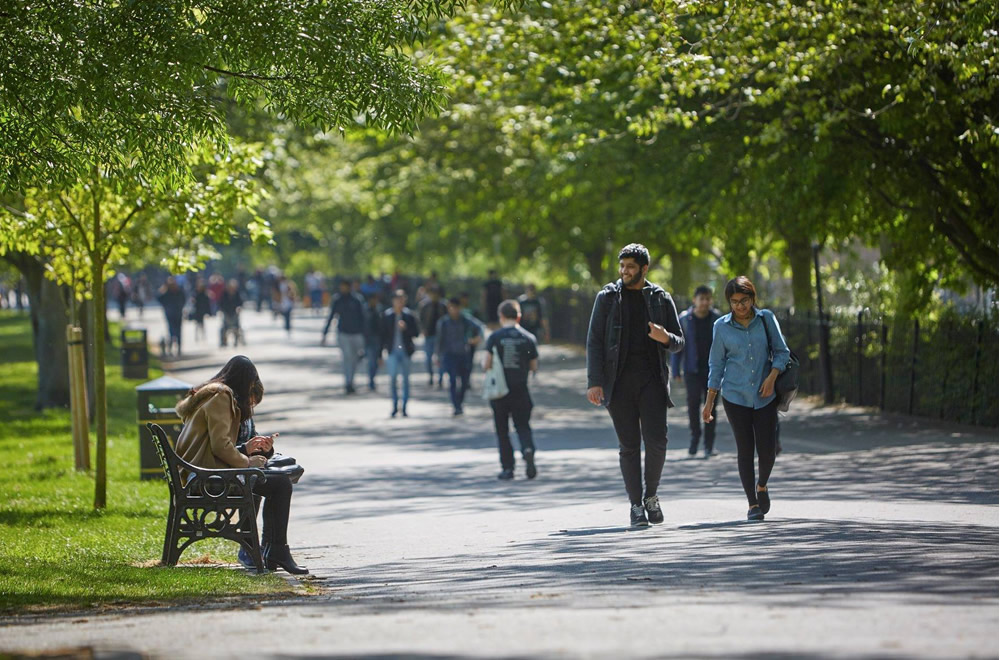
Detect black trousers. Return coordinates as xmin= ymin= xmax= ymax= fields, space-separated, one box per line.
xmin=608 ymin=371 xmax=668 ymax=505
xmin=492 ymin=385 xmax=534 ymax=470
xmin=685 ymin=371 xmax=717 ymax=452
xmin=252 ymin=472 xmax=293 ymax=546
xmin=721 ymin=397 xmax=778 ymax=507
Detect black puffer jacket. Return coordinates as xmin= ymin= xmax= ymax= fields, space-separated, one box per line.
xmin=586 ymin=279 xmax=685 ymax=407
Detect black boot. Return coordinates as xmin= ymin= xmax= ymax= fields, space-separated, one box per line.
xmin=263 ymin=543 xmax=309 ymax=575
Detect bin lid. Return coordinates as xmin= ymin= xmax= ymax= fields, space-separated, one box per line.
xmin=136 ymin=376 xmax=193 ymax=392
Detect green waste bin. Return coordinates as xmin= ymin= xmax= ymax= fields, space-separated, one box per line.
xmin=136 ymin=376 xmax=191 ymax=480
xmin=121 ymin=328 xmax=149 ymax=379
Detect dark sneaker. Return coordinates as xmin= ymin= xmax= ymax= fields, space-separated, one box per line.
xmin=687 ymin=442 xmax=698 ymax=457
xmin=644 ymin=495 xmax=664 ymax=524
xmin=757 ymin=484 xmax=770 ymax=514
xmin=497 ymin=468 xmax=514 ymax=480
xmin=704 ymin=448 xmax=718 ymax=459
xmin=630 ymin=503 xmax=649 ymax=527
xmin=747 ymin=506 xmax=765 ymax=521
xmin=524 ymin=451 xmax=537 ymax=479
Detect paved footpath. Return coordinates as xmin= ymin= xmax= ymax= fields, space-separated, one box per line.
xmin=2 ymin=308 xmax=997 ymax=659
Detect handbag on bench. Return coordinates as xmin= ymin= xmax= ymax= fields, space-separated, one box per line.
xmin=258 ymin=453 xmax=304 ymax=484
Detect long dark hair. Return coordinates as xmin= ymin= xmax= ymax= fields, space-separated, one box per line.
xmin=193 ymin=355 xmax=263 ymax=423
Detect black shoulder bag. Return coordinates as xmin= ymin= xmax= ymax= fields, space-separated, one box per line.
xmin=761 ymin=312 xmax=800 ymax=411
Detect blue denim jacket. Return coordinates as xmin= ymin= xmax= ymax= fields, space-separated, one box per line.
xmin=707 ymin=308 xmax=790 ymax=409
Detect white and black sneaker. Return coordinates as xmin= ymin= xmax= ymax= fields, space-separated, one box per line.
xmin=630 ymin=503 xmax=649 ymax=527
xmin=644 ymin=495 xmax=664 ymax=524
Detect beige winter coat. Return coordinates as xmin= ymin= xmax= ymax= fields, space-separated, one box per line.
xmin=174 ymin=382 xmax=250 ymax=470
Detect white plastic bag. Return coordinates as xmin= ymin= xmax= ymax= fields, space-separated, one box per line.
xmin=482 ymin=346 xmax=509 ymax=400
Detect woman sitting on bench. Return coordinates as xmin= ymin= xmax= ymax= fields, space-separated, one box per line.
xmin=175 ymin=355 xmax=308 ymax=574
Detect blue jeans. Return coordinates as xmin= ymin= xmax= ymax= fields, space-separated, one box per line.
xmin=387 ymin=348 xmax=411 ymax=411
xmin=442 ymin=352 xmax=470 ymax=412
xmin=366 ymin=340 xmax=381 ymax=387
xmin=424 ymin=336 xmax=443 ymax=384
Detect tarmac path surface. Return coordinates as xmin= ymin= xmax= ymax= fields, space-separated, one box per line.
xmin=2 ymin=306 xmax=997 ymax=659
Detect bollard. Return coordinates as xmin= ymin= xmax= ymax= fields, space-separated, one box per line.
xmin=66 ymin=325 xmax=90 ymax=471
xmin=136 ymin=376 xmax=192 ymax=480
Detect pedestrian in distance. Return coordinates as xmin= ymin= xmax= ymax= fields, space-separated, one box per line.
xmin=671 ymin=285 xmax=722 ymax=458
xmin=276 ymin=275 xmax=297 ymax=334
xmin=381 ymin=289 xmax=420 ymax=417
xmin=481 ymin=270 xmax=506 ymax=330
xmin=132 ymin=273 xmax=150 ymax=318
xmin=363 ymin=293 xmax=383 ymax=391
xmin=311 ymin=270 xmax=329 ymax=315
xmin=219 ymin=279 xmax=244 ymax=347
xmin=190 ymin=278 xmax=212 ymax=343
xmin=113 ymin=273 xmax=130 ymax=319
xmin=517 ymin=283 xmax=551 ymax=344
xmin=157 ymin=276 xmax=187 ymax=357
xmin=436 ymin=297 xmax=482 ymax=416
xmin=586 ymin=243 xmax=685 ymax=528
xmin=702 ymin=276 xmax=791 ymax=522
xmin=485 ymin=300 xmax=539 ymax=480
xmin=418 ymin=286 xmax=448 ymax=388
xmin=174 ymin=355 xmax=308 ymax=574
xmin=321 ymin=278 xmax=367 ymax=394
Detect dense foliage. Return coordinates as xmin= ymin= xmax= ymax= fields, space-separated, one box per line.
xmin=257 ymin=0 xmax=997 ymax=312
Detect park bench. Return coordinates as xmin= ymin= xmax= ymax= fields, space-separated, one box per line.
xmin=147 ymin=423 xmax=267 ymax=573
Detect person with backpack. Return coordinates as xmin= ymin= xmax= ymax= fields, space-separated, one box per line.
xmin=702 ymin=276 xmax=791 ymax=522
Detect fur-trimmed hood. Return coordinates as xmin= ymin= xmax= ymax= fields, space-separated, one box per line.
xmin=175 ymin=382 xmax=237 ymax=421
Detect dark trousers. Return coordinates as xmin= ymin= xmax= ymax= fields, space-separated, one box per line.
xmin=442 ymin=352 xmax=470 ymax=411
xmin=685 ymin=371 xmax=717 ymax=452
xmin=721 ymin=397 xmax=778 ymax=507
xmin=252 ymin=472 xmax=293 ymax=546
xmin=608 ymin=371 xmax=668 ymax=505
xmin=491 ymin=385 xmax=534 ymax=470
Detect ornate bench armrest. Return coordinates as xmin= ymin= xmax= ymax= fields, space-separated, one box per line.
xmin=181 ymin=467 xmax=267 ymax=497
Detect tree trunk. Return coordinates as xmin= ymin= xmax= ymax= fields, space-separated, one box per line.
xmin=92 ymin=255 xmax=109 ymax=510
xmin=785 ymin=235 xmax=814 ymax=312
xmin=3 ymin=253 xmax=71 ymax=409
xmin=667 ymin=247 xmax=692 ymax=301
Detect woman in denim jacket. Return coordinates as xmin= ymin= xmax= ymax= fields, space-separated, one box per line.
xmin=702 ymin=276 xmax=790 ymax=521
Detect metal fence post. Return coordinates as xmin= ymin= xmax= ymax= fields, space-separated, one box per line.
xmin=813 ymin=244 xmax=835 ymax=404
xmin=880 ymin=321 xmax=888 ymax=411
xmin=971 ymin=319 xmax=985 ymax=425
xmin=908 ymin=319 xmax=919 ymax=416
xmin=856 ymin=309 xmax=865 ymax=405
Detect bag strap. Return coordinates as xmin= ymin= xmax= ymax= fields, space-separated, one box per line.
xmin=760 ymin=311 xmax=775 ymax=360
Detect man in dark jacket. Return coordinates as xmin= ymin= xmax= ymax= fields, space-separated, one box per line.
xmin=670 ymin=285 xmax=722 ymax=458
xmin=157 ymin=277 xmax=187 ymax=357
xmin=380 ymin=289 xmax=420 ymax=417
xmin=436 ymin=297 xmax=482 ymax=416
xmin=418 ymin=287 xmax=448 ymax=388
xmin=586 ymin=243 xmax=684 ymax=527
xmin=321 ymin=279 xmax=367 ymax=394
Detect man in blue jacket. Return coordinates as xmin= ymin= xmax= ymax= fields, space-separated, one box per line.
xmin=671 ymin=285 xmax=722 ymax=458
xmin=585 ymin=244 xmax=685 ymax=527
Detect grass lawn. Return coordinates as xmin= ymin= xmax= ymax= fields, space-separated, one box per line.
xmin=0 ymin=311 xmax=296 ymax=613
